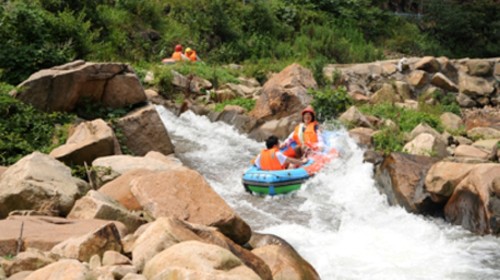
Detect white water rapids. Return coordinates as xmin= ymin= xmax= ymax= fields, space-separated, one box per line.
xmin=156 ymin=106 xmax=500 ymax=280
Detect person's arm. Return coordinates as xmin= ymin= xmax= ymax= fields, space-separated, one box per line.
xmin=254 ymin=154 xmax=261 ymax=169
xmin=315 ymin=128 xmax=325 ymax=150
xmin=277 ymin=151 xmax=307 ymax=166
xmin=280 ymin=131 xmax=295 ymax=149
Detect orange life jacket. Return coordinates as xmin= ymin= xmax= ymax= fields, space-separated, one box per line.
xmin=259 ymin=148 xmax=284 ymax=170
xmin=293 ymin=121 xmax=319 ymax=147
xmin=186 ymin=51 xmax=197 ymax=61
xmin=171 ymin=51 xmax=183 ymax=61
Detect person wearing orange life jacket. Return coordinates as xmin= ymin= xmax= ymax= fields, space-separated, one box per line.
xmin=254 ymin=136 xmax=307 ymax=170
xmin=162 ymin=44 xmax=188 ymax=64
xmin=184 ymin=47 xmax=200 ymax=62
xmin=281 ymin=105 xmax=325 ymax=158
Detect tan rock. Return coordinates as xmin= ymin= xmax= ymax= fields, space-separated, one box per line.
xmin=67 ymin=190 xmax=146 ymax=232
xmin=459 ymin=73 xmax=495 ymax=97
xmin=425 ymin=161 xmax=476 ymax=202
xmin=394 ymin=81 xmax=412 ymax=100
xmin=408 ymin=123 xmax=442 ymax=141
xmin=0 ymin=250 xmax=56 ymax=277
xmin=114 ymin=104 xmax=174 ymax=156
xmin=467 ymin=127 xmax=500 ymax=140
xmin=24 ymin=259 xmax=90 ymax=280
xmin=50 ymin=119 xmax=119 ymax=166
xmin=440 ymin=112 xmax=463 ymax=132
xmin=11 ymin=61 xmax=146 ymax=113
xmin=0 ymin=216 xmax=126 ymax=256
xmin=454 ymin=145 xmax=490 ymax=160
xmin=403 ymin=133 xmax=449 ymax=158
xmin=407 ymin=70 xmax=427 ymax=88
xmin=431 ymin=72 xmax=458 ymax=92
xmin=130 ymin=168 xmax=251 ymax=245
xmin=0 ymin=166 xmax=8 ymax=177
xmin=415 ymin=56 xmax=440 ymax=73
xmin=0 ymin=152 xmax=89 ymax=218
xmin=375 ymin=153 xmax=438 ymax=213
xmin=143 ymin=241 xmax=261 ymax=280
xmin=250 ymin=63 xmax=316 ymax=120
xmin=338 ymin=106 xmax=372 ymax=128
xmin=250 ymin=232 xmax=320 ymax=280
xmin=51 ymin=223 xmax=122 ymax=262
xmin=466 ymin=59 xmax=492 ymax=76
xmin=444 ymin=163 xmax=500 ymax=234
xmin=348 ymin=127 xmax=375 ymax=148
xmin=102 ymin=250 xmax=131 ymax=266
xmin=370 ymin=83 xmax=401 ymax=104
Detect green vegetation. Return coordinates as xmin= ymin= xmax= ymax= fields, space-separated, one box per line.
xmin=214 ymin=98 xmax=256 ymax=112
xmin=359 ymin=103 xmax=445 ymax=153
xmin=310 ymin=87 xmax=352 ymax=122
xmin=2 ymin=0 xmax=494 ymax=86
xmin=0 ymin=92 xmax=74 ymax=165
xmin=0 ymin=0 xmax=495 ymax=165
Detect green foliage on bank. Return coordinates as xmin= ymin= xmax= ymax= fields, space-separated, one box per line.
xmin=2 ymin=0 xmax=494 ymax=86
xmin=0 ymin=91 xmax=74 ymax=165
xmin=310 ymin=87 xmax=352 ymax=122
xmin=359 ymin=103 xmax=445 ymax=154
xmin=214 ymin=98 xmax=256 ymax=112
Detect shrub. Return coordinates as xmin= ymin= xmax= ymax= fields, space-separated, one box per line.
xmin=310 ymin=87 xmax=352 ymax=122
xmin=359 ymin=103 xmax=444 ymax=153
xmin=214 ymin=98 xmax=256 ymax=112
xmin=0 ymin=92 xmax=74 ymax=165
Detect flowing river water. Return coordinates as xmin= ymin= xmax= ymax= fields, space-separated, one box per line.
xmin=156 ymin=106 xmax=500 ymax=280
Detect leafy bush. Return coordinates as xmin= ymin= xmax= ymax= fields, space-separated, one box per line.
xmin=0 ymin=93 xmax=74 ymax=165
xmin=0 ymin=1 xmax=95 ymax=84
xmin=214 ymin=98 xmax=256 ymax=112
xmin=359 ymin=103 xmax=444 ymax=154
xmin=310 ymin=87 xmax=352 ymax=122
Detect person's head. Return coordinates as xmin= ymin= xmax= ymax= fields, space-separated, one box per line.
xmin=265 ymin=135 xmax=279 ymax=149
xmin=185 ymin=47 xmax=193 ymax=55
xmin=175 ymin=44 xmax=183 ymax=52
xmin=301 ymin=105 xmax=316 ymax=124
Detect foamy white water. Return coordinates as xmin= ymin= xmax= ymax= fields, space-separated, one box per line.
xmin=157 ymin=106 xmax=500 ymax=280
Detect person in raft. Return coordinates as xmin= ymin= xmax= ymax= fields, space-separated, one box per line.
xmin=254 ymin=135 xmax=308 ymax=171
xmin=162 ymin=44 xmax=188 ymax=64
xmin=280 ymin=105 xmax=325 ymax=158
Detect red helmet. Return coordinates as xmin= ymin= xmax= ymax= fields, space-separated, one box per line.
xmin=302 ymin=105 xmax=315 ymax=117
xmin=175 ymin=44 xmax=182 ymax=52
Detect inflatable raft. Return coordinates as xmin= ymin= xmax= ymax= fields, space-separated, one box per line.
xmin=242 ymin=141 xmax=339 ymax=196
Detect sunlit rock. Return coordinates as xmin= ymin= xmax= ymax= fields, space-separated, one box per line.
xmin=0 ymin=152 xmax=89 ymax=218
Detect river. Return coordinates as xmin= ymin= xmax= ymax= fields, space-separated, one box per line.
xmin=157 ymin=106 xmax=500 ymax=280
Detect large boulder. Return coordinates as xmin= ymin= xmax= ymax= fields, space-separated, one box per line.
xmin=444 ymin=164 xmax=500 ymax=234
xmin=92 ymin=152 xmax=183 ymax=188
xmin=143 ymin=241 xmax=260 ymax=280
xmin=403 ymin=133 xmax=449 ymax=158
xmin=131 ymin=218 xmax=272 ymax=279
xmin=425 ymin=161 xmax=476 ymax=203
xmin=250 ymin=63 xmax=316 ymax=120
xmin=0 ymin=216 xmax=127 ymax=256
xmin=375 ymin=153 xmax=440 ymax=214
xmin=10 ymin=60 xmax=146 ymax=112
xmin=114 ymin=105 xmax=174 ymax=156
xmin=24 ymin=259 xmax=91 ymax=280
xmin=0 ymin=152 xmax=89 ymax=218
xmin=49 ymin=119 xmax=121 ymax=166
xmin=129 ymin=168 xmax=251 ymax=245
xmin=249 ymin=232 xmax=320 ymax=280
xmin=67 ymin=190 xmax=146 ymax=232
xmin=51 ymin=223 xmax=122 ymax=262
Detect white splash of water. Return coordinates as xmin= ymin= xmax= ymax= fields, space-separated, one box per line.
xmin=156 ymin=106 xmax=500 ymax=280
